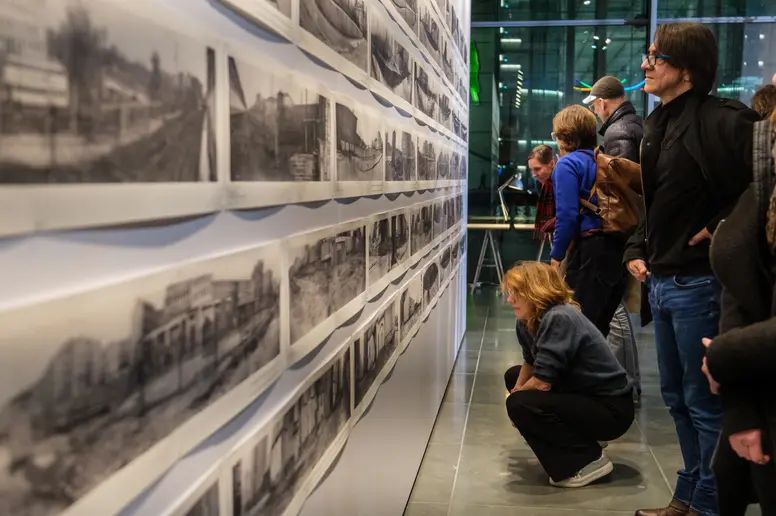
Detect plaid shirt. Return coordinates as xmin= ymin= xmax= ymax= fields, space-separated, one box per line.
xmin=534 ymin=180 xmax=556 ymax=239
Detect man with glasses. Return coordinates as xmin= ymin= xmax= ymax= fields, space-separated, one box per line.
xmin=624 ymin=23 xmax=760 ymax=516
xmin=583 ymin=75 xmax=643 ymax=163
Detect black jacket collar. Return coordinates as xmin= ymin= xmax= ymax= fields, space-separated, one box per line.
xmin=598 ymin=101 xmax=637 ymax=137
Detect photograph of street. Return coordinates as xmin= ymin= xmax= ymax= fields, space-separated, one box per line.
xmin=370 ymin=11 xmax=413 ymax=105
xmin=410 ymin=203 xmax=433 ymax=256
xmin=288 ymin=225 xmax=366 ymax=345
xmin=368 ymin=216 xmax=392 ymax=286
xmin=440 ymin=246 xmax=451 ymax=284
xmin=185 ymin=482 xmax=220 ymax=516
xmin=0 ymin=0 xmax=216 ymax=185
xmin=301 ymin=0 xmax=369 ymax=72
xmin=231 ymin=433 xmax=271 ymax=516
xmin=413 ymin=63 xmax=438 ymax=120
xmin=417 ymin=136 xmax=437 ymax=181
xmin=385 ymin=128 xmax=416 ymax=182
xmin=400 ymin=275 xmax=423 ymax=342
xmin=354 ymin=299 xmax=399 ymax=408
xmin=391 ymin=211 xmax=410 ymax=269
xmin=229 ymin=57 xmax=331 ymax=182
xmin=389 ymin=0 xmax=417 ymax=32
xmin=422 ymin=261 xmax=440 ymax=311
xmin=261 ymin=348 xmax=351 ymax=516
xmin=418 ymin=0 xmax=441 ymax=66
xmin=439 ymin=93 xmax=452 ymax=128
xmin=0 ymin=247 xmax=282 ymax=516
xmin=336 ymin=103 xmax=384 ymax=182
xmin=437 ymin=146 xmax=450 ymax=180
xmin=433 ymin=199 xmax=447 ymax=239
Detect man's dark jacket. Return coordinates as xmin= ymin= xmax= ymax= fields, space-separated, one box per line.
xmin=623 ymin=92 xmax=760 ymax=325
xmin=599 ymin=100 xmax=643 ymax=163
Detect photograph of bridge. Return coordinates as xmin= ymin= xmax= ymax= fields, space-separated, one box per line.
xmin=301 ymin=0 xmax=369 ymax=72
xmin=336 ymin=103 xmax=384 ymax=182
xmin=417 ymin=136 xmax=437 ymax=181
xmin=354 ymin=299 xmax=398 ymax=408
xmin=0 ymin=0 xmax=216 ymax=185
xmin=370 ymin=11 xmax=413 ymax=105
xmin=388 ymin=0 xmax=417 ymax=32
xmin=0 ymin=245 xmax=281 ymax=516
xmin=229 ymin=56 xmax=331 ymax=183
xmin=413 ymin=63 xmax=438 ymax=121
xmin=385 ymin=127 xmax=416 ymax=182
xmin=410 ymin=203 xmax=433 ymax=256
xmin=400 ymin=275 xmax=422 ymax=342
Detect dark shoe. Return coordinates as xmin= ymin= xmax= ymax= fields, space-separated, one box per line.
xmin=634 ymin=499 xmax=690 ymax=516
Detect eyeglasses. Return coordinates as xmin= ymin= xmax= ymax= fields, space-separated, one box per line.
xmin=642 ymin=53 xmax=671 ymax=67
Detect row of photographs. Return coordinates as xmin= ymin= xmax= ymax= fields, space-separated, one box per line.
xmin=0 ymin=192 xmax=465 ymax=516
xmin=0 ymin=0 xmax=468 ymax=237
xmin=174 ymin=242 xmax=467 ymax=516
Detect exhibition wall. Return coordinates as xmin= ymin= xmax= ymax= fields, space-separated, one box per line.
xmin=0 ymin=0 xmax=470 ymax=515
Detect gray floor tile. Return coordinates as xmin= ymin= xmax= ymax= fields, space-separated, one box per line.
xmin=470 ymin=374 xmax=509 ymax=405
xmin=409 ymin=444 xmax=461 ymax=503
xmin=472 ymin=350 xmax=522 ymax=375
xmin=404 ymin=502 xmax=450 ymax=516
xmin=442 ymin=374 xmax=475 ymax=404
xmin=462 ymin=403 xmax=528 ymax=448
xmin=449 ymin=505 xmax=633 ymax=516
xmin=430 ymin=402 xmax=469 ymax=445
xmin=453 ymin=350 xmax=479 ymax=374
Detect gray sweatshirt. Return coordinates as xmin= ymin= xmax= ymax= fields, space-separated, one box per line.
xmin=516 ymin=304 xmax=632 ymax=397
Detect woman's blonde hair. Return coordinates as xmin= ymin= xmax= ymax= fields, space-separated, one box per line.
xmin=552 ymin=105 xmax=598 ymax=153
xmin=501 ymin=261 xmax=580 ymax=332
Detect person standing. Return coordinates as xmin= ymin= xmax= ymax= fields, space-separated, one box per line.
xmin=583 ymin=75 xmax=644 ymax=162
xmin=624 ymin=23 xmax=760 ymax=516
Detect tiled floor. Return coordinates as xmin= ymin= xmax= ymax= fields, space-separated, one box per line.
xmin=404 ymin=289 xmax=761 ymax=516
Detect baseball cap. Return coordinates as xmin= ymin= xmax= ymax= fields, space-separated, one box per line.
xmin=582 ymin=76 xmax=625 ymax=105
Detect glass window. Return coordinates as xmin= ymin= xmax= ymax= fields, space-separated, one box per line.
xmin=658 ymin=0 xmax=776 ymax=18
xmin=472 ymin=0 xmax=648 ymax=22
xmin=710 ymin=22 xmax=776 ymax=106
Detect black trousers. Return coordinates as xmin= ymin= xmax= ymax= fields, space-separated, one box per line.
xmin=714 ymin=433 xmax=776 ymax=516
xmin=504 ymin=365 xmax=634 ymax=482
xmin=565 ymin=233 xmax=628 ymax=338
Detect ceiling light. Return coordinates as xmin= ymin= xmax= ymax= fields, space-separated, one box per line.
xmin=592 ymin=44 xmax=597 ymax=49
xmin=605 ymin=38 xmax=612 ymax=44
xmin=760 ymin=34 xmax=765 ymax=39
xmin=602 ymin=45 xmax=608 ymax=50
xmin=759 ymin=60 xmax=765 ymax=67
xmin=583 ymin=0 xmax=591 ymax=4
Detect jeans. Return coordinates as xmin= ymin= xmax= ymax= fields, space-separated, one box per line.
xmin=648 ymin=275 xmax=724 ymax=516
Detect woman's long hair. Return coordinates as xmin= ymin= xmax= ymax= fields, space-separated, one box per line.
xmin=501 ymin=261 xmax=580 ymax=333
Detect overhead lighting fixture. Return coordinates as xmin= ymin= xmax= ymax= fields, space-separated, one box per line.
xmin=602 ymin=46 xmax=608 ymax=50
xmin=583 ymin=0 xmax=591 ymax=4
xmin=760 ymin=33 xmax=765 ymax=39
xmin=759 ymin=60 xmax=765 ymax=67
xmin=500 ymin=64 xmax=522 ymax=69
xmin=593 ymin=35 xmax=600 ymax=40
xmin=592 ymin=44 xmax=597 ymax=49
xmin=500 ymin=38 xmax=523 ymax=43
xmin=605 ymin=38 xmax=611 ymax=44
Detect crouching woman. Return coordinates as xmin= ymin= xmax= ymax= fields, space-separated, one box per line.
xmin=502 ymin=262 xmax=634 ymax=488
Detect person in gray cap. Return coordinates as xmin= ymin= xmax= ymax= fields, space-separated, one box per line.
xmin=583 ymin=75 xmax=643 ymax=163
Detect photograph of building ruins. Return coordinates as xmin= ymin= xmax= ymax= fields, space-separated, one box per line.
xmin=288 ymin=226 xmax=366 ymax=345
xmin=418 ymin=0 xmax=441 ymax=67
xmin=410 ymin=203 xmax=433 ymax=256
xmin=391 ymin=211 xmax=410 ymax=269
xmin=336 ymin=103 xmax=384 ymax=182
xmin=263 ymin=349 xmax=351 ymax=516
xmin=301 ymin=0 xmax=369 ymax=72
xmin=185 ymin=483 xmax=220 ymax=516
xmin=385 ymin=128 xmax=416 ymax=182
xmin=354 ymin=300 xmax=398 ymax=408
xmin=400 ymin=275 xmax=423 ymax=342
xmin=413 ymin=63 xmax=438 ymax=121
xmin=368 ymin=216 xmax=392 ymax=286
xmin=0 ymin=254 xmax=281 ymax=515
xmin=231 ymin=433 xmax=271 ymax=516
xmin=370 ymin=12 xmax=413 ymax=105
xmin=229 ymin=57 xmax=331 ymax=183
xmin=389 ymin=0 xmax=417 ymax=32
xmin=0 ymin=0 xmax=216 ymax=184
xmin=417 ymin=137 xmax=437 ymax=181
xmin=437 ymin=146 xmax=450 ymax=180
xmin=422 ymin=262 xmax=440 ymax=311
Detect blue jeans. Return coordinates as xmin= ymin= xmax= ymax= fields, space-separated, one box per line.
xmin=648 ymin=275 xmax=723 ymax=516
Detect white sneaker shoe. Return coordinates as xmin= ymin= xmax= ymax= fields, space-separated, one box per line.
xmin=549 ymin=453 xmax=613 ymax=488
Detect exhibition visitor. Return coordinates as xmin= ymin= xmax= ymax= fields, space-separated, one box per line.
xmin=502 ymin=261 xmax=634 ymax=488
xmin=583 ymin=75 xmax=644 ymax=163
xmin=528 ymin=144 xmax=557 ymax=239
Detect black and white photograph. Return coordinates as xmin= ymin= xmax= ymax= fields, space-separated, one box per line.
xmin=454 ymin=193 xmax=463 ymax=222
xmin=391 ymin=210 xmax=410 ymax=268
xmin=451 ymin=236 xmax=460 ymax=265
xmin=461 ymin=121 xmax=468 ymax=141
xmin=441 ymin=37 xmax=454 ymax=84
xmin=0 ymin=244 xmax=282 ymax=516
xmin=458 ymin=232 xmax=467 ymax=258
xmin=455 ymin=66 xmax=468 ymax=102
xmin=433 ymin=199 xmax=447 ymax=239
xmin=385 ymin=127 xmax=416 ymax=182
xmin=437 ymin=146 xmax=450 ymax=180
xmin=418 ymin=0 xmax=441 ymax=67
xmin=231 ymin=433 xmax=271 ymax=516
xmin=450 ymin=151 xmax=460 ymax=181
xmin=354 ymin=298 xmax=399 ymax=408
xmin=388 ymin=0 xmax=418 ymax=32
xmin=438 ymin=93 xmax=452 ymax=128
xmin=440 ymin=246 xmax=452 ymax=284
xmin=417 ymin=136 xmax=437 ymax=181
xmin=288 ymin=224 xmax=366 ymax=347
xmin=262 ymin=347 xmax=351 ymax=516
xmin=368 ymin=216 xmax=392 ymax=287
xmin=422 ymin=261 xmax=440 ymax=311
xmin=460 ymin=152 xmax=468 ymax=178
xmin=336 ymin=103 xmax=384 ymax=182
xmin=184 ymin=482 xmax=220 ymax=516
xmin=445 ymin=197 xmax=456 ymax=230
xmin=410 ymin=203 xmax=433 ymax=256
xmin=300 ymin=0 xmax=369 ymax=72
xmin=452 ymin=111 xmax=462 ymax=140
xmin=400 ymin=274 xmax=423 ymax=342
xmin=229 ymin=56 xmax=331 ymax=183
xmin=413 ymin=63 xmax=438 ymax=121
xmin=370 ymin=10 xmax=413 ymax=105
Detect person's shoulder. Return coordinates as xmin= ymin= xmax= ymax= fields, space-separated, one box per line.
xmin=543 ymin=303 xmax=580 ymax=322
xmin=700 ymin=95 xmax=759 ymax=121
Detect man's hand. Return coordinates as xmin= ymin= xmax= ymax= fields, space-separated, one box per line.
xmin=626 ymin=259 xmax=649 ymax=282
xmin=730 ymin=429 xmax=771 ymax=465
xmin=689 ymin=227 xmax=713 ymax=246
xmin=701 ymin=338 xmax=721 ymax=394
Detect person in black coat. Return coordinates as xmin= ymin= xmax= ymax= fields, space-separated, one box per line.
xmin=702 ymin=118 xmax=776 ymax=515
xmin=583 ymin=75 xmax=644 ymax=163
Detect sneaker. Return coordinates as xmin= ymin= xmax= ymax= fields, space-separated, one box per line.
xmin=549 ymin=453 xmax=613 ymax=488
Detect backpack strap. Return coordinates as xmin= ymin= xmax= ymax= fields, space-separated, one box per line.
xmin=578 ymin=148 xmax=600 ymax=215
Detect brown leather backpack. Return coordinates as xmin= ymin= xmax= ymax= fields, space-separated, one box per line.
xmin=578 ymin=148 xmax=644 ymax=237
